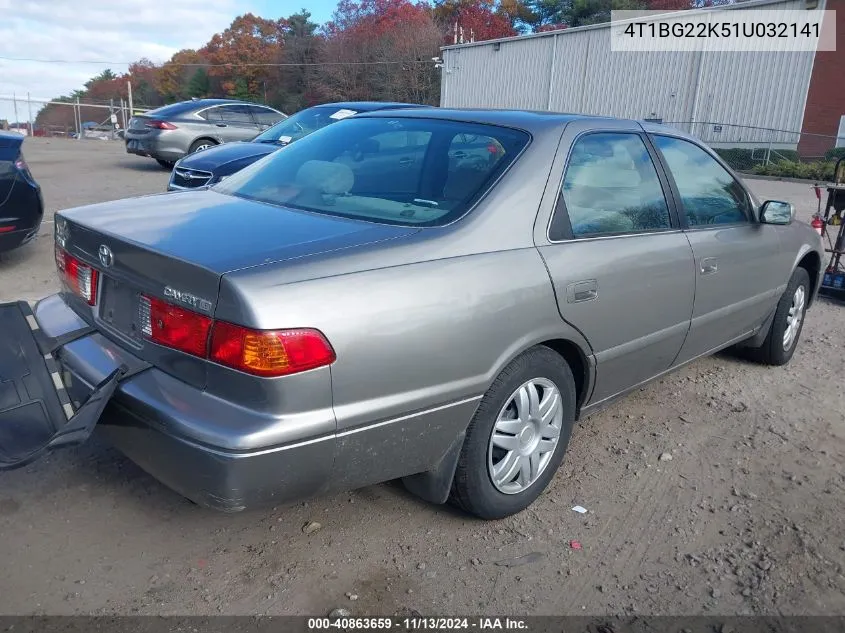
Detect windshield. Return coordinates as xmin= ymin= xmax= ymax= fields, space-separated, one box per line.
xmin=252 ymin=105 xmax=360 ymax=144
xmin=215 ymin=116 xmax=530 ymax=227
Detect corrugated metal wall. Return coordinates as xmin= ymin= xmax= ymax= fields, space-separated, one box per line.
xmin=441 ymin=0 xmax=819 ymax=146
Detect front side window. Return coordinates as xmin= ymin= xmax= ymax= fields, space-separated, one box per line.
xmin=214 ymin=117 xmax=529 ymax=226
xmin=558 ymin=132 xmax=671 ymax=238
xmin=652 ymin=135 xmax=751 ymax=226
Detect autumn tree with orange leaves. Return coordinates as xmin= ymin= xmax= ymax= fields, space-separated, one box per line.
xmin=201 ymin=14 xmax=287 ymax=102
xmin=35 ymin=0 xmax=717 ymax=130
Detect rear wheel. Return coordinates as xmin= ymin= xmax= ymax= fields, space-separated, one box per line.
xmin=449 ymin=346 xmax=576 ymax=520
xmin=189 ymin=139 xmax=217 ymax=154
xmin=156 ymin=159 xmax=174 ymax=169
xmin=748 ymin=267 xmax=810 ymax=366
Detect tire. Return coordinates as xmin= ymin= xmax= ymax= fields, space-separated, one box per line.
xmin=156 ymin=159 xmax=174 ymax=169
xmin=449 ymin=346 xmax=577 ymax=520
xmin=189 ymin=139 xmax=217 ymax=154
xmin=748 ymin=267 xmax=810 ymax=366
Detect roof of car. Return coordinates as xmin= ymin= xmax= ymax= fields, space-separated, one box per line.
xmin=146 ymin=99 xmax=271 ymax=116
xmin=359 ymin=108 xmax=700 ymax=139
xmin=314 ymin=101 xmax=429 ymax=111
xmin=185 ymin=98 xmax=256 ymax=106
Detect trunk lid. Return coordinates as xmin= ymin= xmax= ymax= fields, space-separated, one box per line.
xmin=56 ymin=190 xmax=419 ymax=375
xmin=126 ymin=115 xmax=152 ymax=136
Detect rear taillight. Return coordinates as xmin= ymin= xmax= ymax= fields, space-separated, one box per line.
xmin=210 ymin=322 xmax=336 ymax=377
xmin=138 ymin=295 xmax=334 ymax=377
xmin=144 ymin=120 xmax=177 ymax=130
xmin=14 ymin=156 xmax=28 ymax=172
xmin=139 ymin=295 xmax=212 ymax=358
xmin=55 ymin=246 xmax=98 ymax=305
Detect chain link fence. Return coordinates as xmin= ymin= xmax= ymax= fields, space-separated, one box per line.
xmin=663 ymin=121 xmax=845 ymax=180
xmin=0 ymin=95 xmax=150 ymax=140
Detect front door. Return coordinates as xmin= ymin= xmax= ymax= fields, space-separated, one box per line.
xmin=648 ymin=134 xmax=785 ymax=365
xmin=537 ymin=121 xmax=695 ymax=405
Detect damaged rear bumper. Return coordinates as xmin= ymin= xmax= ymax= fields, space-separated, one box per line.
xmin=1 ymin=294 xmax=333 ymax=512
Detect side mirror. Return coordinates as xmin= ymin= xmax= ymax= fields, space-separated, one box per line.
xmin=759 ymin=200 xmax=794 ymax=225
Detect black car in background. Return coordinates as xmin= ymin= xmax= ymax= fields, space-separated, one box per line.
xmin=0 ymin=132 xmax=43 ymax=254
xmin=167 ymin=101 xmax=427 ymax=191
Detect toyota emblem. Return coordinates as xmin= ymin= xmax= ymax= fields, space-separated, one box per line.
xmin=98 ymin=244 xmax=114 ymax=268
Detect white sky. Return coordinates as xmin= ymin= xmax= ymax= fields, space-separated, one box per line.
xmin=0 ymin=0 xmax=250 ymax=122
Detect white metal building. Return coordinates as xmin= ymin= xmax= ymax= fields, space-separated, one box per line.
xmin=439 ymin=0 xmax=842 ymax=154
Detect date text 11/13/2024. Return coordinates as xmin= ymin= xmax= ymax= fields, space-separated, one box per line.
xmin=308 ymin=617 xmax=529 ymax=630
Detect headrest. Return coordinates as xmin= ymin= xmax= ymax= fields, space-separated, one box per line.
xmin=295 ymin=160 xmax=354 ymax=195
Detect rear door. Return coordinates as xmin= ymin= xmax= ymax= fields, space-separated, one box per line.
xmin=203 ymin=105 xmax=260 ymax=142
xmin=649 ymin=134 xmax=784 ymax=364
xmin=537 ymin=120 xmax=695 ymax=405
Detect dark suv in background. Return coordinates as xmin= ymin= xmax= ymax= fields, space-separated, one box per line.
xmin=0 ymin=132 xmax=43 ymax=254
xmin=124 ymin=99 xmax=286 ymax=169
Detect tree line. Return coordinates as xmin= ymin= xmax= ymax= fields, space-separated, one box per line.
xmin=35 ymin=0 xmax=733 ymax=129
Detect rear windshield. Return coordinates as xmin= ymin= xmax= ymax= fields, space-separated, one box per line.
xmin=214 ymin=117 xmax=530 ymax=226
xmin=144 ymin=102 xmax=198 ymax=117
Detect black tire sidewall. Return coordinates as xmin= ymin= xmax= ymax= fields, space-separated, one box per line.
xmin=764 ymin=267 xmax=810 ymax=365
xmin=451 ymin=346 xmax=577 ymax=520
xmin=189 ymin=140 xmax=216 ymax=154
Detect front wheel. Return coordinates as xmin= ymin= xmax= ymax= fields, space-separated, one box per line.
xmin=449 ymin=346 xmax=577 ymax=519
xmin=749 ymin=267 xmax=810 ymax=366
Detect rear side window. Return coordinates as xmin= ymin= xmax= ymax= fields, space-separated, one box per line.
xmin=218 ymin=105 xmax=254 ymax=124
xmin=249 ymin=106 xmax=284 ymax=126
xmin=652 ymin=135 xmax=751 ymax=226
xmin=200 ymin=107 xmax=223 ymax=122
xmin=201 ymin=105 xmax=253 ymax=124
xmin=214 ymin=117 xmax=529 ymax=226
xmin=556 ymin=132 xmax=671 ymax=238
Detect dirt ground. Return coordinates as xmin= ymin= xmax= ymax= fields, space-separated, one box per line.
xmin=0 ymin=138 xmax=843 ymax=617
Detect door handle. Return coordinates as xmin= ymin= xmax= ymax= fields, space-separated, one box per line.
xmin=215 ymin=123 xmax=228 ymax=127
xmin=700 ymin=258 xmax=718 ymax=275
xmin=398 ymin=157 xmax=414 ymax=166
xmin=453 ymin=151 xmax=467 ymax=158
xmin=566 ymin=279 xmax=598 ymax=303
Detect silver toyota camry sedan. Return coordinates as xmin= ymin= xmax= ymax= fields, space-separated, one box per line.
xmin=0 ymin=109 xmax=823 ymax=519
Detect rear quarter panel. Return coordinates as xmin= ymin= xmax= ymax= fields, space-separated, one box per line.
xmin=221 ymin=246 xmax=586 ymax=489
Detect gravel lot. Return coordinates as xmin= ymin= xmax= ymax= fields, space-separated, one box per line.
xmin=1 ymin=138 xmax=843 ymax=617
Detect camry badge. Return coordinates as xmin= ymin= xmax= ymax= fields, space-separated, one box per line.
xmin=164 ymin=286 xmax=213 ymax=312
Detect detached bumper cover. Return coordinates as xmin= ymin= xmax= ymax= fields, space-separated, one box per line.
xmin=0 ymin=301 xmax=126 ymax=469
xmin=2 ymin=294 xmax=334 ymax=511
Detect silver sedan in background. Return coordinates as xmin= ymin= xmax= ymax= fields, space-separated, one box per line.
xmin=124 ymin=98 xmax=286 ymax=169
xmin=3 ymin=109 xmax=823 ymax=519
